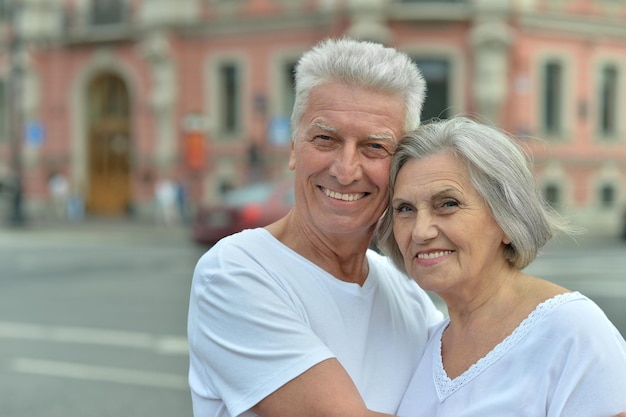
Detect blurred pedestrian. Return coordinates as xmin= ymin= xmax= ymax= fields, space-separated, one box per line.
xmin=66 ymin=183 xmax=85 ymax=222
xmin=175 ymin=179 xmax=189 ymax=224
xmin=48 ymin=170 xmax=69 ymax=220
xmin=6 ymin=169 xmax=25 ymax=226
xmin=377 ymin=117 xmax=626 ymax=416
xmin=621 ymin=207 xmax=626 ymax=241
xmin=155 ymin=176 xmax=178 ymax=225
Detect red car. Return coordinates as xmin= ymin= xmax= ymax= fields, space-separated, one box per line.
xmin=191 ymin=179 xmax=294 ymax=245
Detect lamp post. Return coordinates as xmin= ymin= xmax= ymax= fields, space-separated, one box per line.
xmin=7 ymin=0 xmax=24 ymax=226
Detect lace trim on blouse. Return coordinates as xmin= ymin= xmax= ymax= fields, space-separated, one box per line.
xmin=433 ymin=291 xmax=582 ymax=400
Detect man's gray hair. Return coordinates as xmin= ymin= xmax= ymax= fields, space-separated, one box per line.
xmin=291 ymin=37 xmax=426 ymax=139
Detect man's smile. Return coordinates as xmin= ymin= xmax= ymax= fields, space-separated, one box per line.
xmin=321 ymin=186 xmax=367 ymax=202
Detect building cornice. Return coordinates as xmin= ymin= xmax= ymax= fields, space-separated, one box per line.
xmin=176 ymin=11 xmax=339 ymax=38
xmin=518 ymin=13 xmax=626 ymax=40
xmin=387 ymin=3 xmax=472 ymax=22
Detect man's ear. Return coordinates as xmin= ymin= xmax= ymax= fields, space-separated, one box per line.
xmin=288 ymin=140 xmax=296 ymax=171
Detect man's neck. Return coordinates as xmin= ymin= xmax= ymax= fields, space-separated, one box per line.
xmin=266 ymin=215 xmax=373 ymax=285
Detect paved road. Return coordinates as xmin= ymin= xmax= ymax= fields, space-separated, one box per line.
xmin=0 ymin=219 xmax=205 ymax=417
xmin=524 ymin=234 xmax=626 ymax=338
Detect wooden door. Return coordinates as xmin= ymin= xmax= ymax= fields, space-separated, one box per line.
xmin=86 ymin=73 xmax=131 ymax=215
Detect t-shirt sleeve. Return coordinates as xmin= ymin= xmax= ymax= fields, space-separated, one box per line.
xmin=547 ymin=297 xmax=626 ymax=417
xmin=187 ymin=243 xmax=335 ymax=417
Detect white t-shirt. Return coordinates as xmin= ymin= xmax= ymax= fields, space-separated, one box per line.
xmin=397 ymin=292 xmax=626 ymax=417
xmin=188 ymin=228 xmax=444 ymax=417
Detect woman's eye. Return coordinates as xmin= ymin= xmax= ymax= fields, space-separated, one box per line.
xmin=437 ymin=199 xmax=460 ymax=212
xmin=393 ymin=204 xmax=413 ymax=214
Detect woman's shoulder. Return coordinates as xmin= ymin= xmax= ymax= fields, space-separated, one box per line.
xmin=535 ymin=291 xmax=623 ymax=345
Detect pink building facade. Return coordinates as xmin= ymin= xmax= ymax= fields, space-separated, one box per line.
xmin=0 ymin=0 xmax=625 ymax=235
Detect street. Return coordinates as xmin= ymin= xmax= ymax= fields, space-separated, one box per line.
xmin=0 ymin=220 xmax=625 ymax=417
xmin=524 ymin=234 xmax=626 ymax=338
xmin=0 ymin=220 xmax=205 ymax=417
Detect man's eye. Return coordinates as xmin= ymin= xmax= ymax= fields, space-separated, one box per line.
xmin=311 ymin=135 xmax=337 ymax=148
xmin=364 ymin=143 xmax=393 ymax=157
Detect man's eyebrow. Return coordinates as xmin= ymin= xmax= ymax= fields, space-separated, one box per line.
xmin=311 ymin=121 xmax=395 ymax=143
xmin=368 ymin=133 xmax=395 ymax=142
xmin=311 ymin=121 xmax=338 ymax=134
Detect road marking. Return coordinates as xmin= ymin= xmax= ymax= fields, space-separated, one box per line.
xmin=0 ymin=321 xmax=188 ymax=355
xmin=11 ymin=358 xmax=188 ymax=390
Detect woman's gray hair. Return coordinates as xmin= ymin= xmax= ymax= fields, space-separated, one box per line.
xmin=291 ymin=37 xmax=426 ymax=139
xmin=377 ymin=117 xmax=574 ymax=271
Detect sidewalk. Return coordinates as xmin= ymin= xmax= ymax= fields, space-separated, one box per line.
xmin=0 ymin=216 xmax=193 ymax=247
xmin=544 ymin=231 xmax=626 ymax=252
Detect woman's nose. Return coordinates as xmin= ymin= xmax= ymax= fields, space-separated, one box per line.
xmin=411 ymin=210 xmax=438 ymax=243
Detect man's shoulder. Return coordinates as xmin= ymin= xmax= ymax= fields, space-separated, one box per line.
xmin=196 ymin=228 xmax=279 ymax=268
xmin=211 ymin=228 xmax=275 ymax=253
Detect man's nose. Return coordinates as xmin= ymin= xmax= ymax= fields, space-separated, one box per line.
xmin=329 ymin=146 xmax=362 ymax=185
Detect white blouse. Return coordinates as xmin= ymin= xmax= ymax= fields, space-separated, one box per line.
xmin=397 ymin=292 xmax=626 ymax=417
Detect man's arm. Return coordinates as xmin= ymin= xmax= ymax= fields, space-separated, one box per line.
xmin=253 ymin=358 xmax=392 ymax=417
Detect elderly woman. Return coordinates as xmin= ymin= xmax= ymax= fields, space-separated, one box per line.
xmin=377 ymin=117 xmax=626 ymax=416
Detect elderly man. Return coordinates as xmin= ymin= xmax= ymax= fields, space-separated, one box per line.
xmin=188 ymin=37 xmax=440 ymax=417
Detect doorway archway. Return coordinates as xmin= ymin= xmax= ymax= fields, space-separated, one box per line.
xmin=85 ymin=73 xmax=132 ymax=215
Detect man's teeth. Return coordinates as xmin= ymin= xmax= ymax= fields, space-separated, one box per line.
xmin=323 ymin=188 xmax=365 ymax=201
xmin=417 ymin=251 xmax=453 ymax=259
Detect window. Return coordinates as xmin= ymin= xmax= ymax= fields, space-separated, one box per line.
xmin=543 ymin=183 xmax=561 ymax=208
xmin=412 ymin=59 xmax=450 ymax=122
xmin=599 ymin=64 xmax=618 ymax=137
xmin=218 ymin=62 xmax=241 ymax=135
xmin=542 ymin=61 xmax=563 ymax=135
xmin=0 ymin=0 xmax=9 ymax=21
xmin=599 ymin=184 xmax=616 ymax=208
xmin=90 ymin=0 xmax=126 ymax=26
xmin=282 ymin=62 xmax=296 ymax=117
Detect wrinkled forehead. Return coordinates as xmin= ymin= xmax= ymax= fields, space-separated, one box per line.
xmin=303 ymin=83 xmax=405 ymax=131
